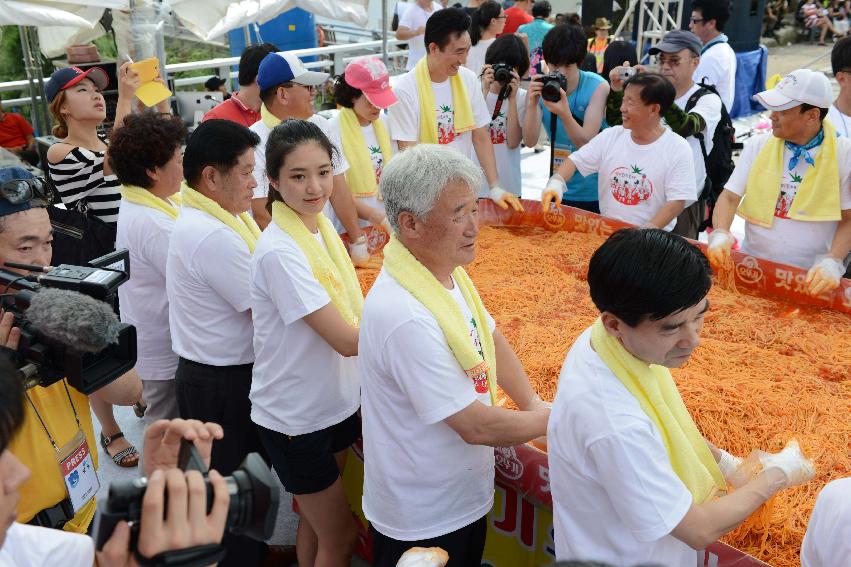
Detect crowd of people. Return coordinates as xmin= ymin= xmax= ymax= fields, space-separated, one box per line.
xmin=0 ymin=0 xmax=849 ymax=566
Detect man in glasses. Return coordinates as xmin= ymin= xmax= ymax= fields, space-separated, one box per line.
xmin=649 ymin=30 xmax=722 ymax=239
xmin=829 ymin=36 xmax=851 ymax=137
xmin=688 ymin=0 xmax=735 ymax=110
xmin=248 ymin=52 xmax=372 ymax=266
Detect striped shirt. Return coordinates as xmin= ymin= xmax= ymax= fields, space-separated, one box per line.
xmin=48 ymin=142 xmax=121 ymax=225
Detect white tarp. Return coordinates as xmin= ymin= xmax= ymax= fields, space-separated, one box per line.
xmin=0 ymin=1 xmax=107 ymax=28
xmin=169 ymin=0 xmax=369 ymax=41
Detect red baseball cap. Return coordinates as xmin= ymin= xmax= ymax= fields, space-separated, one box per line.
xmin=344 ymin=56 xmax=397 ymax=109
xmin=45 ymin=66 xmax=109 ymax=103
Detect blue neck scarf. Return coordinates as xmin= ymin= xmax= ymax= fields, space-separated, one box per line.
xmin=785 ymin=128 xmax=824 ymax=170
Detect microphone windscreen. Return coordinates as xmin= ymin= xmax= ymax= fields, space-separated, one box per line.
xmin=25 ymin=288 xmax=122 ymax=353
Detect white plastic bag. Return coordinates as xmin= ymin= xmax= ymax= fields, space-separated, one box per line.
xmin=396 ymin=547 xmax=449 ymax=567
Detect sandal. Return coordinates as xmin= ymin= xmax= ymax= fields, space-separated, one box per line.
xmin=100 ymin=431 xmax=140 ymax=468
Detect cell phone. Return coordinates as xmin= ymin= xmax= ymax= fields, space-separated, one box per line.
xmin=619 ymin=67 xmax=637 ymax=82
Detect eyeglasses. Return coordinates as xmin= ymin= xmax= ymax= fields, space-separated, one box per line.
xmin=0 ymin=177 xmax=52 ymax=204
xmin=656 ymin=55 xmax=686 ymax=67
xmin=496 ymin=14 xmax=508 ymax=19
xmin=690 ymin=17 xmax=705 ymax=24
xmin=282 ymin=83 xmax=316 ymax=93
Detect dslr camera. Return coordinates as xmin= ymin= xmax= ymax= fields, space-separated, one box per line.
xmin=535 ymin=72 xmax=568 ymax=103
xmin=491 ymin=63 xmax=514 ymax=85
xmin=93 ymin=442 xmax=280 ymax=558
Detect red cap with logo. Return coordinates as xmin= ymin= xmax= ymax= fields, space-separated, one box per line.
xmin=344 ymin=56 xmax=397 ymax=110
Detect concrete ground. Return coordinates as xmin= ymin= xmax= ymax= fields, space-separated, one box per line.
xmin=91 ymin=39 xmax=839 ymax=567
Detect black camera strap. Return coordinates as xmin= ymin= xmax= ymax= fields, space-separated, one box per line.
xmin=25 ymin=379 xmax=81 ymax=450
xmin=491 ymin=83 xmax=511 ymax=122
xmin=548 ymin=112 xmax=558 ymax=178
xmin=134 ymin=544 xmax=227 ymax=567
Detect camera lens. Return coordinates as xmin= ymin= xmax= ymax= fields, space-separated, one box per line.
xmin=493 ymin=66 xmax=512 ymax=84
xmin=541 ymin=80 xmax=561 ymax=103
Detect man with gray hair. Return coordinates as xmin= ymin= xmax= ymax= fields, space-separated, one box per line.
xmin=358 ymin=144 xmax=550 ymax=566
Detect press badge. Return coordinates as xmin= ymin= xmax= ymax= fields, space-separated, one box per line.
xmin=57 ymin=429 xmax=99 ymax=513
xmin=553 ymin=147 xmax=570 ymax=167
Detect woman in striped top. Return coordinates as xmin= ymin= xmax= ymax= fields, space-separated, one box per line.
xmin=43 ymin=63 xmax=168 ymax=469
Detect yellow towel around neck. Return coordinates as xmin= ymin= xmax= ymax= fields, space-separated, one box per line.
xmin=738 ymin=121 xmax=842 ymax=228
xmin=180 ymin=181 xmax=261 ymax=252
xmin=338 ymin=108 xmax=393 ymax=198
xmin=261 ymin=104 xmax=282 ymax=129
xmin=383 ymin=235 xmax=497 ymax=404
xmin=271 ymin=201 xmax=363 ymax=325
xmin=590 ymin=319 xmax=726 ymax=504
xmin=414 ymin=57 xmax=476 ymax=144
xmin=121 ymin=184 xmax=182 ymax=219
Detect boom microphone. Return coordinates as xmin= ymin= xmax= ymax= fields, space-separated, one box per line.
xmin=25 ymin=288 xmax=123 ymax=353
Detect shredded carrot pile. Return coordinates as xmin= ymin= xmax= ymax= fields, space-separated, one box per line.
xmin=357 ymin=226 xmax=851 ymax=567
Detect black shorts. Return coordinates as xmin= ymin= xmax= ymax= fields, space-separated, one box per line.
xmin=256 ymin=410 xmax=361 ymax=495
xmin=369 ymin=514 xmax=488 ymax=567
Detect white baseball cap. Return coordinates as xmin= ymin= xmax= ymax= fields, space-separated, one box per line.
xmin=753 ymin=69 xmax=833 ymax=111
xmin=257 ymin=52 xmax=329 ymax=91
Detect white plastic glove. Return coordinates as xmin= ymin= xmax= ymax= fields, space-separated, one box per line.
xmin=729 ymin=439 xmax=816 ymax=490
xmin=717 ymin=448 xmax=743 ymax=483
xmin=706 ymin=228 xmax=734 ymax=268
xmin=349 ymin=235 xmax=371 ymax=268
xmin=805 ymin=255 xmax=845 ymax=296
xmin=489 ymin=186 xmax=524 ymax=212
xmin=396 ymin=547 xmax=449 ymax=567
xmin=542 ymin=174 xmax=565 ymax=210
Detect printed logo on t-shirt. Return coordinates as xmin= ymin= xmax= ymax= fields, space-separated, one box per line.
xmin=609 ymin=164 xmax=653 ymax=205
xmin=437 ymin=104 xmax=456 ymax=144
xmin=368 ymin=145 xmax=384 ymax=184
xmin=775 ymin=171 xmax=803 ymax=219
xmin=490 ymin=111 xmax=507 ymax=145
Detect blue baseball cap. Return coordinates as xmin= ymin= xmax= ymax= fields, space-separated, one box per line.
xmin=45 ymin=66 xmax=109 ymax=103
xmin=0 ymin=167 xmax=35 ymax=217
xmin=257 ymin=52 xmax=329 ymax=91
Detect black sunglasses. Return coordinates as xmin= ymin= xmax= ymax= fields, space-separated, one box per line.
xmin=0 ymin=177 xmax=53 ymax=204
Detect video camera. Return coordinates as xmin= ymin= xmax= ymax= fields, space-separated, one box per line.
xmin=93 ymin=441 xmax=280 ymax=560
xmin=535 ymin=72 xmax=568 ymax=103
xmin=0 ymin=249 xmax=137 ymax=394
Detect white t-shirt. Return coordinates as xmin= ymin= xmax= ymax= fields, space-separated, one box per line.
xmin=166 ymin=207 xmax=254 ymax=365
xmin=360 ymin=269 xmax=496 ymax=541
xmin=399 ymin=2 xmax=443 ymax=71
xmin=827 ymin=104 xmax=851 ymax=138
xmin=725 ymin=133 xmax=851 ymax=268
xmin=387 ymin=65 xmax=491 ymax=161
xmin=327 ymin=113 xmax=390 ymax=232
xmin=693 ymin=39 xmax=737 ymax=110
xmin=548 ymin=327 xmax=695 ymax=565
xmin=249 ymin=222 xmax=360 ymax=435
xmin=116 ymin=199 xmax=179 ymax=382
xmin=667 ymin=84 xmax=721 ymax=194
xmin=474 ymin=88 xmax=527 ymax=196
xmin=0 ymin=522 xmax=94 ymax=567
xmin=250 ymin=113 xmax=349 ymax=202
xmin=801 ymin=477 xmax=851 ymax=567
xmin=464 ymin=38 xmax=495 ymax=76
xmin=569 ymin=126 xmax=697 ymax=231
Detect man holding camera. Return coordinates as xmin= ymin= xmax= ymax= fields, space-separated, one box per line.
xmin=0 ymin=170 xmax=141 ymax=535
xmin=543 ymin=73 xmax=696 ymax=231
xmin=523 ymin=24 xmax=610 ymax=213
xmin=0 ymin=338 xmax=230 ymax=566
xmin=387 ymin=7 xmax=523 ymax=212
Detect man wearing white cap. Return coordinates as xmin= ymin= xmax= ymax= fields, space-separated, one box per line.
xmin=248 ymin=51 xmax=372 ymax=266
xmin=709 ymin=69 xmax=851 ymax=296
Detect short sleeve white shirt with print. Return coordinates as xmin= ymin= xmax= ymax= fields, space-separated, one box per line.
xmin=568 ymin=126 xmax=697 ymax=230
xmin=464 ymin=38 xmax=496 ymax=76
xmin=800 ymin=477 xmax=851 ymax=567
xmin=166 ymin=207 xmax=255 ymax=365
xmin=251 ymin=113 xmax=349 ymax=202
xmin=693 ymin=40 xmax=736 ymax=110
xmin=249 ymin=222 xmax=360 ymax=435
xmin=327 ymin=113 xmax=391 ymax=231
xmin=386 ymin=66 xmax=492 ymax=161
xmin=667 ymin=84 xmax=721 ymax=194
xmin=725 ymin=132 xmax=851 ymax=268
xmin=116 ymin=199 xmax=179 ymax=381
xmin=399 ymin=2 xmax=443 ymax=71
xmin=359 ymin=269 xmax=496 ymax=541
xmin=473 ymin=88 xmax=527 ymax=196
xmin=548 ymin=327 xmax=695 ymax=565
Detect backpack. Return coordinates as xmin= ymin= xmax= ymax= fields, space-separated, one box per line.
xmin=684 ymin=80 xmax=742 ymax=230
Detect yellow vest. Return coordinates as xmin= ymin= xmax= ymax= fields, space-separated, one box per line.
xmin=11 ymin=380 xmax=99 ymax=533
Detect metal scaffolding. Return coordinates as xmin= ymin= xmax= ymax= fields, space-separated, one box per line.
xmin=613 ymin=0 xmax=685 ymax=61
